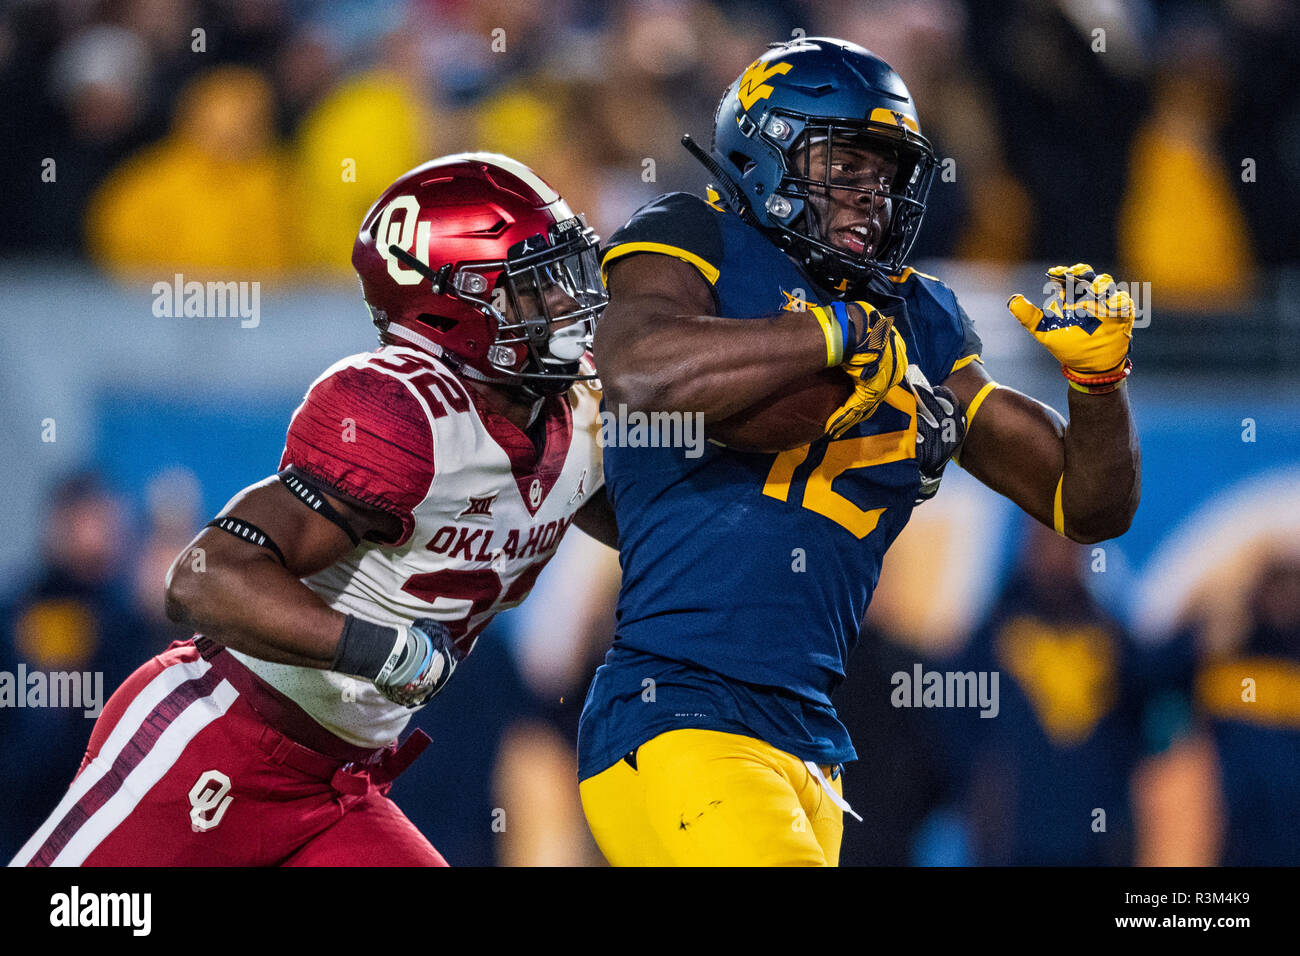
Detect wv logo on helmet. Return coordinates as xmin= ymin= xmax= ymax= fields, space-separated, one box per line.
xmin=738 ymin=59 xmax=792 ymax=110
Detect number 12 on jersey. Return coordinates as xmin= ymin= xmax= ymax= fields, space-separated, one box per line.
xmin=761 ymin=387 xmax=916 ymax=539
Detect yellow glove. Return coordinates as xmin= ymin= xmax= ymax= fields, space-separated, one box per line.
xmin=1007 ymin=264 xmax=1134 ymax=382
xmin=825 ymin=314 xmax=908 ymax=438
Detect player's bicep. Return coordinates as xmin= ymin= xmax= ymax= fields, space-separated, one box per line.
xmin=200 ymin=477 xmax=397 ymax=577
xmin=595 ymin=254 xmax=720 ymax=405
xmin=597 ymin=255 xmax=718 ymax=345
xmin=943 ymin=361 xmax=1065 ymax=526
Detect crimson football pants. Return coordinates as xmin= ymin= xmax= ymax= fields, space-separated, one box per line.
xmin=9 ymin=639 xmax=447 ymax=866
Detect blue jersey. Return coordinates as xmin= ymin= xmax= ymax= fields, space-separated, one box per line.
xmin=578 ymin=191 xmax=981 ymax=780
xmin=1198 ymin=652 xmax=1300 ymax=865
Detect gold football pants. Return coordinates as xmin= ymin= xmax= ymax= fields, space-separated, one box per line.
xmin=579 ymin=729 xmax=845 ymax=866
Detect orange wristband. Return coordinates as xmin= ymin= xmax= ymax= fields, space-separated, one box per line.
xmin=1062 ymin=357 xmax=1132 ymax=393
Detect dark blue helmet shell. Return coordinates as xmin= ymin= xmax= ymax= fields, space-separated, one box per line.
xmin=708 ymin=36 xmax=937 ymax=290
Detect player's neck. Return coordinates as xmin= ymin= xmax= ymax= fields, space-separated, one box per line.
xmin=465 ymin=378 xmax=543 ymax=432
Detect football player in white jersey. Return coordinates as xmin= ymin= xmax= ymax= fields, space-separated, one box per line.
xmin=11 ymin=154 xmax=616 ymax=867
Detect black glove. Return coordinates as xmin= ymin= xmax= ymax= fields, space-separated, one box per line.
xmin=905 ymin=365 xmax=966 ymax=505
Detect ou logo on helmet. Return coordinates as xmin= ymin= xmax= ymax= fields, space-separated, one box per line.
xmin=376 ymin=196 xmax=431 ymax=286
xmin=188 ymin=770 xmax=234 ymax=832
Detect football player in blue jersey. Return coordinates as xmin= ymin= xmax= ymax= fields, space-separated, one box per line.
xmin=577 ymin=36 xmax=1140 ymax=865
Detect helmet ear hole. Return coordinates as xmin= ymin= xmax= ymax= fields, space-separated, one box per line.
xmin=728 ymin=151 xmax=755 ymax=174
xmin=417 ymin=313 xmax=458 ymax=333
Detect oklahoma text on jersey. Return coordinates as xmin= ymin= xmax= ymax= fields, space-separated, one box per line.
xmin=11 ymin=345 xmax=602 ymax=866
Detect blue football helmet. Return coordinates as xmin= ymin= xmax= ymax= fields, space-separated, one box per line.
xmin=699 ymin=36 xmax=937 ymax=290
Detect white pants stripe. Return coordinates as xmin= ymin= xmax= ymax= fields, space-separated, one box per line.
xmin=9 ymin=656 xmax=216 ymax=867
xmin=51 ymin=678 xmax=239 ymax=866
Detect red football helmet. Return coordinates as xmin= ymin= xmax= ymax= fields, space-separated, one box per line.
xmin=352 ymin=153 xmax=606 ymax=394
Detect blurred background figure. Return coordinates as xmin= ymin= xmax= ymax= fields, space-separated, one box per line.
xmin=39 ymin=24 xmax=156 ymax=251
xmin=1118 ymin=11 xmax=1257 ymax=308
xmin=86 ymin=65 xmax=295 ymax=276
xmin=1185 ymin=546 xmax=1300 ymax=865
xmin=833 ymin=626 xmax=954 ymax=866
xmin=924 ymin=521 xmax=1181 ymax=866
xmin=290 ymin=12 xmax=438 ymax=274
xmin=828 ymin=0 xmax=1034 ymax=263
xmin=130 ymin=466 xmax=206 ymax=647
xmin=966 ymin=0 xmax=1150 ymax=265
xmin=0 ymin=472 xmax=155 ymax=860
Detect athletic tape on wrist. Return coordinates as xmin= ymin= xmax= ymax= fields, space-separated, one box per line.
xmin=332 ymin=614 xmax=406 ymax=681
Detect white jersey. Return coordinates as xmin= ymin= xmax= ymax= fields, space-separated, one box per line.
xmin=229 ymin=345 xmax=603 ymax=747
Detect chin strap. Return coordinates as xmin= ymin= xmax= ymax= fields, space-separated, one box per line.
xmin=385 ymin=318 xmax=580 ymax=413
xmin=383 ymin=322 xmax=511 ymax=387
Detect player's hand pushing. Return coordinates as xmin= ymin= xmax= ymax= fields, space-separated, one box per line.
xmin=1007 ymin=263 xmax=1135 ymax=391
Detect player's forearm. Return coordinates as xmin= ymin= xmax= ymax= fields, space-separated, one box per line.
xmin=596 ymin=298 xmax=829 ymax=420
xmin=1060 ymin=383 xmax=1141 ymax=543
xmin=960 ymin=382 xmax=1139 ymax=543
xmin=165 ymin=554 xmax=345 ymax=668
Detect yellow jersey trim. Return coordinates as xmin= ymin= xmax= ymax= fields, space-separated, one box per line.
xmin=950 ymin=353 xmax=983 ymax=374
xmin=887 ymin=266 xmax=942 ymax=285
xmin=952 ymin=379 xmax=998 ymax=469
xmin=601 ymin=242 xmax=722 ymax=285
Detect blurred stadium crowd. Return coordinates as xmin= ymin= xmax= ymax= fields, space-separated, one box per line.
xmin=2 ymin=0 xmax=1298 ymax=293
xmin=2 ymin=0 xmax=1299 ymax=866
